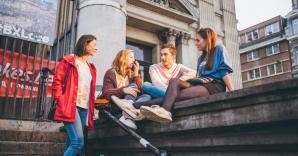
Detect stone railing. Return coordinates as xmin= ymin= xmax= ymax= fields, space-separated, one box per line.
xmin=87 ymin=78 xmax=298 ymax=156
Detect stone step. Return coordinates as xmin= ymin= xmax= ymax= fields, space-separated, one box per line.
xmin=0 ymin=130 xmax=67 ymax=142
xmin=0 ymin=141 xmax=65 ymax=155
xmin=0 ymin=129 xmax=67 ymax=155
xmin=88 ymin=78 xmax=298 ymax=156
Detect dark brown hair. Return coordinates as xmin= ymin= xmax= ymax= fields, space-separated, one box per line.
xmin=161 ymin=43 xmax=176 ymax=57
xmin=196 ymin=28 xmax=218 ymax=69
xmin=74 ymin=34 xmax=96 ymax=57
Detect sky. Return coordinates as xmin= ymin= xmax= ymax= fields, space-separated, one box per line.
xmin=235 ymin=0 xmax=292 ymax=30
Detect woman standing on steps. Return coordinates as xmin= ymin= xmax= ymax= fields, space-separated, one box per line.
xmin=52 ymin=34 xmax=97 ymax=156
xmin=112 ymin=28 xmax=234 ymax=123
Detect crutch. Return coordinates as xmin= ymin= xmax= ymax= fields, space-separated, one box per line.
xmin=95 ymin=99 xmax=168 ymax=156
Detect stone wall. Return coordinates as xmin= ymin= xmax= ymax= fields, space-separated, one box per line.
xmin=87 ymin=78 xmax=298 ymax=156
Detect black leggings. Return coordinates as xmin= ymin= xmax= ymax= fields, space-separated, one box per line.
xmin=133 ymin=78 xmax=210 ymax=111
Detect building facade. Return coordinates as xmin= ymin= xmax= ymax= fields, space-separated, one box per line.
xmin=239 ymin=16 xmax=292 ymax=88
xmin=285 ymin=0 xmax=298 ymax=78
xmin=0 ymin=0 xmax=242 ymax=121
xmin=75 ymin=0 xmax=242 ymax=90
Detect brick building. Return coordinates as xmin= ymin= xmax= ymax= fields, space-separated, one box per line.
xmin=239 ymin=16 xmax=292 ymax=88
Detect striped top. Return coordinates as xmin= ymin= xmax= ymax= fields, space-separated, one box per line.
xmin=149 ymin=63 xmax=196 ymax=91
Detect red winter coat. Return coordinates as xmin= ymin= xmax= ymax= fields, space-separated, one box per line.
xmin=52 ymin=55 xmax=97 ymax=130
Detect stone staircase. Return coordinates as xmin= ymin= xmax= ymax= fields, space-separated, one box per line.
xmin=0 ymin=130 xmax=67 ymax=155
xmin=0 ymin=120 xmax=66 ymax=156
xmin=88 ymin=78 xmax=298 ymax=156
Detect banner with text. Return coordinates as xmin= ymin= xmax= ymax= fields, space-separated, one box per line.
xmin=0 ymin=0 xmax=58 ymax=45
xmin=0 ymin=49 xmax=55 ymax=98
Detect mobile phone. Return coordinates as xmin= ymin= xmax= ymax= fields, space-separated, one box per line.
xmin=131 ymin=61 xmax=137 ymax=72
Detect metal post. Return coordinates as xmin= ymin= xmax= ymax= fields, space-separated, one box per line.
xmin=97 ymin=105 xmax=168 ymax=156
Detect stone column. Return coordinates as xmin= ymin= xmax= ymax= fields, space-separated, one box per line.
xmin=176 ymin=32 xmax=191 ymax=64
xmin=157 ymin=29 xmax=178 ymax=62
xmin=158 ymin=29 xmax=179 ymax=46
xmin=76 ymin=0 xmax=127 ymax=86
xmin=166 ymin=29 xmax=179 ymax=46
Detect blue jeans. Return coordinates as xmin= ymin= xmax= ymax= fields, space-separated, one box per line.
xmin=142 ymin=82 xmax=166 ymax=99
xmin=63 ymin=107 xmax=88 ymax=156
xmin=124 ymin=83 xmax=151 ymax=102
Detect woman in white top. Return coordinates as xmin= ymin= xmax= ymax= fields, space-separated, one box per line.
xmin=142 ymin=44 xmax=196 ymax=98
xmin=53 ymin=35 xmax=97 ymax=156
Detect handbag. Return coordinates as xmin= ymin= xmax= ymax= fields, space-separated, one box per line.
xmin=187 ymin=77 xmax=214 ymax=86
xmin=188 ymin=53 xmax=214 ymax=86
xmin=47 ymin=64 xmax=72 ymax=121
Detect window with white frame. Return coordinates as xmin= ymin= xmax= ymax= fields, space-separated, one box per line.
xmin=295 ymin=47 xmax=298 ymax=64
xmin=267 ymin=62 xmax=283 ymax=75
xmin=247 ymin=51 xmax=259 ymax=61
xmin=266 ymin=44 xmax=280 ymax=56
xmin=247 ymin=68 xmax=260 ymax=80
xmin=293 ymin=18 xmax=298 ymax=34
xmin=246 ymin=30 xmax=259 ymax=42
xmin=265 ymin=22 xmax=280 ymax=35
xmin=276 ymin=62 xmax=283 ymax=73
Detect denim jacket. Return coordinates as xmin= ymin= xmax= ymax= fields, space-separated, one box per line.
xmin=196 ymin=44 xmax=233 ymax=79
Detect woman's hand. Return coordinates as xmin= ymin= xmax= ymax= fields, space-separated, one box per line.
xmin=123 ymin=87 xmax=140 ymax=97
xmin=132 ymin=61 xmax=139 ymax=77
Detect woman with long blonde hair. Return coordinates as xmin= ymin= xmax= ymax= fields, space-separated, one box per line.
xmin=101 ymin=49 xmax=151 ymax=130
xmin=112 ymin=28 xmax=234 ymax=123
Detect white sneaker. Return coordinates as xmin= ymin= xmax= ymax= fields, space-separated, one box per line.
xmin=140 ymin=105 xmax=172 ymax=123
xmin=123 ymin=110 xmax=145 ymax=121
xmin=111 ymin=96 xmax=138 ymax=118
xmin=119 ymin=116 xmax=137 ymax=130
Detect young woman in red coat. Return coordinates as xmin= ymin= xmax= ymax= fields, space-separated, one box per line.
xmin=52 ymin=34 xmax=97 ymax=156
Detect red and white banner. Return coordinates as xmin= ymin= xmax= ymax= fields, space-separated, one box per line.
xmin=0 ymin=48 xmax=56 ymax=98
